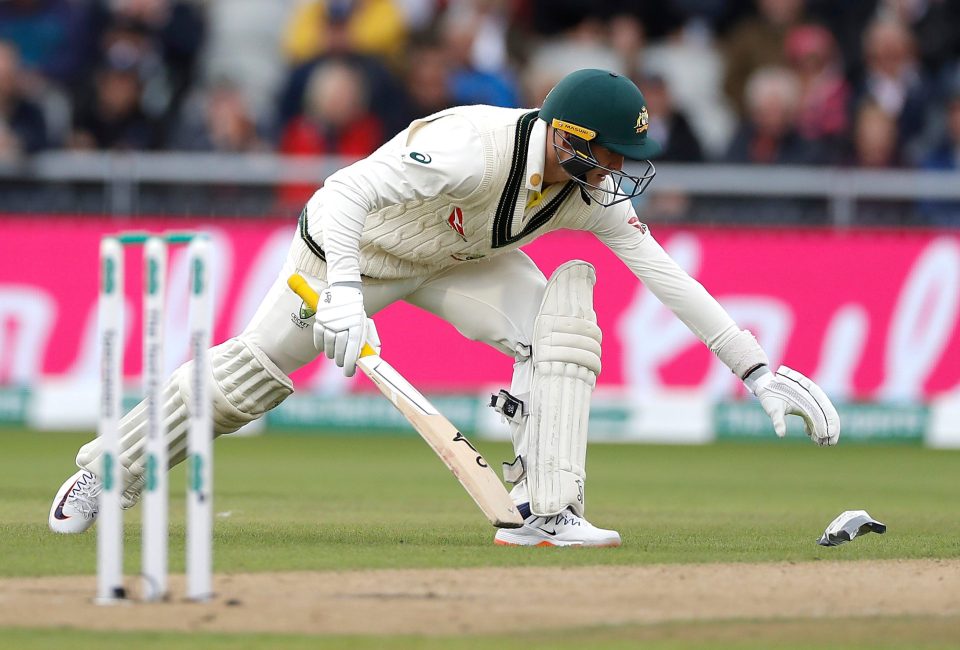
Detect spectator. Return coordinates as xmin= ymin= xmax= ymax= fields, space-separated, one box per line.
xmin=394 ymin=0 xmax=439 ymax=33
xmin=170 ymin=78 xmax=269 ymax=152
xmin=523 ymin=0 xmax=682 ymax=43
xmin=875 ymin=0 xmax=960 ymax=82
xmin=847 ymin=99 xmax=904 ymax=168
xmin=922 ymin=86 xmax=960 ymax=171
xmin=918 ymin=85 xmax=960 ymax=225
xmin=855 ymin=17 xmax=931 ymax=151
xmin=0 ymin=40 xmax=48 ymax=158
xmin=642 ymin=15 xmax=736 ymax=158
xmin=639 ymin=72 xmax=703 ymax=162
xmin=724 ymin=66 xmax=822 ymax=165
xmin=278 ymin=61 xmax=384 ymax=208
xmin=440 ymin=0 xmax=521 ymax=108
xmin=276 ymin=4 xmax=408 ymax=139
xmin=607 ymin=12 xmax=646 ymax=80
xmin=784 ymin=23 xmax=851 ymax=162
xmin=202 ymin=0 xmax=293 ymax=134
xmin=68 ymin=42 xmax=159 ymax=150
xmin=846 ymin=99 xmax=913 ymax=224
xmin=399 ymin=38 xmax=454 ymax=122
xmin=283 ymin=0 xmax=407 ymax=64
xmin=85 ymin=0 xmax=206 ymax=145
xmin=521 ymin=13 xmax=624 ymax=107
xmin=0 ymin=0 xmax=93 ymax=87
xmin=722 ymin=0 xmax=807 ymax=116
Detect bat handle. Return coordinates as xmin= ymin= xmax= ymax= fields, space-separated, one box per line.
xmin=287 ymin=273 xmax=380 ymax=359
xmin=287 ymin=273 xmax=319 ymax=309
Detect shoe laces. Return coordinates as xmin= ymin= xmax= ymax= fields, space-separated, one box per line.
xmin=69 ymin=473 xmax=102 ymax=519
xmin=519 ymin=503 xmax=585 ymax=528
xmin=553 ymin=509 xmax=582 ymax=527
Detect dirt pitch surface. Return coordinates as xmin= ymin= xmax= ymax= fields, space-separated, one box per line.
xmin=2 ymin=559 xmax=958 ymax=635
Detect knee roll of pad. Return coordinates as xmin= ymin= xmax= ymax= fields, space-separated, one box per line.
xmin=194 ymin=336 xmax=294 ymax=435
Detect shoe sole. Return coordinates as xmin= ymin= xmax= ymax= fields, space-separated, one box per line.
xmin=493 ymin=535 xmax=621 ymax=548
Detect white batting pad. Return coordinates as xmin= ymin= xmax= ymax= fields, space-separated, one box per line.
xmin=526 ymin=261 xmax=602 ymax=517
xmin=76 ymin=364 xmax=192 ymax=499
xmin=204 ymin=336 xmax=294 ymax=434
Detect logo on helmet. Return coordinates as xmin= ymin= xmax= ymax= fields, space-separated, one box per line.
xmin=635 ymin=106 xmax=649 ymax=134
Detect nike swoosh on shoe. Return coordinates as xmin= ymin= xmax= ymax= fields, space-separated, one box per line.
xmin=53 ymin=477 xmax=81 ymax=520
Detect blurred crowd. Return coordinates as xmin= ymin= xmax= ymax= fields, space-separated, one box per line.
xmin=2 ymin=0 xmax=960 ymax=207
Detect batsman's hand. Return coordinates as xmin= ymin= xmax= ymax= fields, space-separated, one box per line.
xmin=313 ymin=283 xmax=367 ymax=377
xmin=751 ymin=365 xmax=840 ymax=446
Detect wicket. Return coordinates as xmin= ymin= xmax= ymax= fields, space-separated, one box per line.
xmin=97 ymin=231 xmax=214 ymax=604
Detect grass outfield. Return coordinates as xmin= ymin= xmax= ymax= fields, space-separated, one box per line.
xmin=5 ymin=617 xmax=960 ymax=650
xmin=1 ymin=428 xmax=958 ymax=648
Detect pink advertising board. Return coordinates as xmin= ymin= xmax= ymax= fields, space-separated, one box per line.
xmin=2 ymin=215 xmax=959 ymax=400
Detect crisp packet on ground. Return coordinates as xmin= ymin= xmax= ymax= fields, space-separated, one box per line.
xmin=818 ymin=510 xmax=887 ymax=546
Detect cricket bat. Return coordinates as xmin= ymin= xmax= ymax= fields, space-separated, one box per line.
xmin=287 ymin=274 xmax=523 ymax=529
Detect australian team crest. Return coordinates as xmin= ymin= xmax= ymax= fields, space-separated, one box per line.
xmin=291 ymin=301 xmax=316 ymax=329
xmin=635 ymin=106 xmax=649 ymax=134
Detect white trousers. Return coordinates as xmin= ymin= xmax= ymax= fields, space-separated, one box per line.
xmin=243 ymin=235 xmax=548 ymax=397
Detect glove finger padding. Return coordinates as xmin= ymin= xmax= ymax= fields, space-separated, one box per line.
xmin=760 ymin=397 xmax=787 ymax=438
xmin=321 ymin=328 xmax=337 ymax=361
xmin=341 ymin=321 xmax=365 ymax=377
xmin=312 ymin=284 xmax=367 ymax=377
xmin=756 ymin=366 xmax=840 ymax=446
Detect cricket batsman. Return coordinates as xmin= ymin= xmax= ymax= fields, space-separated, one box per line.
xmin=49 ymin=69 xmax=840 ymax=546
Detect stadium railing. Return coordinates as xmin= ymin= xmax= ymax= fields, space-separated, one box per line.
xmin=1 ymin=153 xmax=959 ymax=226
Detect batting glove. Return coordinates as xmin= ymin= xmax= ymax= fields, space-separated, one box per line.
xmin=313 ymin=283 xmax=367 ymax=377
xmin=747 ymin=365 xmax=840 ymax=446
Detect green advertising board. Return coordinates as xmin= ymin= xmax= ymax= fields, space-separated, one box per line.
xmin=714 ymin=401 xmax=927 ymax=444
xmin=0 ymin=387 xmax=29 ymax=425
xmin=266 ymin=393 xmax=481 ymax=435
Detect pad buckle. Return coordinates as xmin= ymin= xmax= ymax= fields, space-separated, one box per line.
xmin=489 ymin=390 xmax=524 ymax=423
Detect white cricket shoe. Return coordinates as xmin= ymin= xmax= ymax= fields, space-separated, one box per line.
xmin=48 ymin=470 xmax=101 ymax=534
xmin=48 ymin=470 xmax=144 ymax=534
xmin=494 ymin=503 xmax=622 ymax=547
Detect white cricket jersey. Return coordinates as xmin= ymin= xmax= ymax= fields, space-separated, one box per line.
xmin=290 ymin=105 xmax=744 ymax=354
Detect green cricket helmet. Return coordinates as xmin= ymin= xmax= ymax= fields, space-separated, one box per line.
xmin=539 ymin=69 xmax=660 ymax=206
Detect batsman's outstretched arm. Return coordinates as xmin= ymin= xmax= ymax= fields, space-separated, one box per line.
xmin=287 ymin=273 xmax=524 ymax=529
xmin=592 ymin=219 xmax=840 ymax=446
